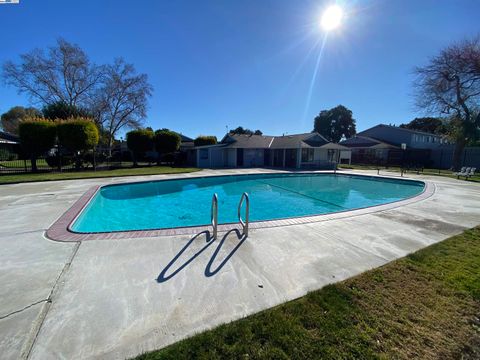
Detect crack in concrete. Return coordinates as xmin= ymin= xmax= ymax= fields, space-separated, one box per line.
xmin=21 ymin=241 xmax=82 ymax=360
xmin=0 ymin=299 xmax=49 ymax=320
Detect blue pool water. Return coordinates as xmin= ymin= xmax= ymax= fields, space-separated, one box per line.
xmin=70 ymin=173 xmax=425 ymax=233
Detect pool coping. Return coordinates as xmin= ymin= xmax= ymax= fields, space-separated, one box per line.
xmin=45 ymin=171 xmax=435 ymax=242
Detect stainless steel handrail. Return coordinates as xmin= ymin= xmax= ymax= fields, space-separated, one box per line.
xmin=238 ymin=192 xmax=250 ymax=237
xmin=211 ymin=193 xmax=218 ymax=240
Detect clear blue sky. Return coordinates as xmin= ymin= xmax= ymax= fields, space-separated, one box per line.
xmin=0 ymin=0 xmax=478 ymax=139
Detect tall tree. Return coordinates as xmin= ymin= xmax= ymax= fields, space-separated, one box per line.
xmin=2 ymin=38 xmax=104 ymax=108
xmin=413 ymin=36 xmax=480 ymax=169
xmin=313 ymin=105 xmax=356 ymax=142
xmin=94 ymin=58 xmax=152 ymax=152
xmin=0 ymin=106 xmax=41 ymax=134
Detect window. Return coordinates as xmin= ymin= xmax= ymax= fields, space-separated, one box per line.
xmin=200 ymin=149 xmax=209 ymax=160
xmin=301 ymin=148 xmax=314 ymax=162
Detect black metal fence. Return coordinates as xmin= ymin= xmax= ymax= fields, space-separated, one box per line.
xmin=349 ymin=146 xmax=480 ymax=170
xmin=0 ymin=142 xmax=177 ymax=175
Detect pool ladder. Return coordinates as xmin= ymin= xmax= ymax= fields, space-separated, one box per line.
xmin=211 ymin=192 xmax=250 ymax=240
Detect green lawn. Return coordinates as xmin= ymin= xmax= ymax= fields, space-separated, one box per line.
xmin=339 ymin=164 xmax=480 ymax=182
xmin=0 ymin=166 xmax=200 ymax=184
xmin=136 ymin=227 xmax=480 ymax=360
xmin=0 ymin=158 xmax=50 ymax=169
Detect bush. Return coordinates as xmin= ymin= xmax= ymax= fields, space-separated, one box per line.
xmin=45 ymin=155 xmax=74 ymax=168
xmin=57 ymin=118 xmax=99 ymax=170
xmin=18 ymin=119 xmax=56 ymax=172
xmin=194 ymin=135 xmax=217 ymax=147
xmin=154 ymin=130 xmax=181 ymax=164
xmin=126 ymin=129 xmax=154 ymax=166
xmin=57 ymin=118 xmax=99 ymax=152
xmin=83 ymin=151 xmax=107 ymax=167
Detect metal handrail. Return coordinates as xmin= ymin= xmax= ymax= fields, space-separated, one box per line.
xmin=211 ymin=193 xmax=218 ymax=240
xmin=238 ymin=192 xmax=250 ymax=237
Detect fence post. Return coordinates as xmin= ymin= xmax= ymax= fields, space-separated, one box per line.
xmin=93 ymin=147 xmax=96 ymax=171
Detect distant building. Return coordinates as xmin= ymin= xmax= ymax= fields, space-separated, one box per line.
xmin=188 ymin=132 xmax=351 ymax=169
xmin=357 ymin=124 xmax=449 ymax=149
xmin=341 ymin=124 xmax=452 ymax=166
xmin=0 ymin=131 xmax=19 ymax=144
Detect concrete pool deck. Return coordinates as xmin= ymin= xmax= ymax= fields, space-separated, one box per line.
xmin=0 ymin=169 xmax=479 ymax=359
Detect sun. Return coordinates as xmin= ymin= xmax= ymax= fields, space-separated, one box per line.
xmin=320 ymin=4 xmax=344 ymax=31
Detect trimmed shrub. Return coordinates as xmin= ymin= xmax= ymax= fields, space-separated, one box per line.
xmin=57 ymin=118 xmax=99 ymax=169
xmin=194 ymin=135 xmax=217 ymax=147
xmin=18 ymin=119 xmax=56 ymax=172
xmin=154 ymin=130 xmax=181 ymax=165
xmin=126 ymin=129 xmax=154 ymax=166
xmin=57 ymin=118 xmax=99 ymax=152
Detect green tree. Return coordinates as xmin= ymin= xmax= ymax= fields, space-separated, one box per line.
xmin=1 ymin=106 xmax=41 ymax=134
xmin=313 ymin=105 xmax=356 ymax=142
xmin=42 ymin=101 xmax=92 ymax=120
xmin=154 ymin=130 xmax=181 ymax=165
xmin=413 ymin=36 xmax=480 ymax=169
xmin=194 ymin=135 xmax=217 ymax=147
xmin=18 ymin=119 xmax=56 ymax=172
xmin=57 ymin=119 xmax=99 ymax=170
xmin=399 ymin=117 xmax=448 ymax=134
xmin=126 ymin=129 xmax=154 ymax=166
xmin=229 ymin=126 xmax=263 ymax=136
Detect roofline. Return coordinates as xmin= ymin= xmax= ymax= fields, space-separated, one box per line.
xmin=359 ymin=124 xmax=443 ymax=137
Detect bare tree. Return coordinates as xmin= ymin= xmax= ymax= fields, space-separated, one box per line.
xmin=413 ymin=36 xmax=480 ymax=169
xmin=2 ymin=38 xmax=104 ymax=108
xmin=94 ymin=58 xmax=153 ymax=153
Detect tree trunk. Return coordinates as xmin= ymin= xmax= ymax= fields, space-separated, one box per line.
xmin=452 ymin=138 xmax=467 ymax=171
xmin=108 ymin=136 xmax=113 ymax=157
xmin=133 ymin=152 xmax=138 ymax=167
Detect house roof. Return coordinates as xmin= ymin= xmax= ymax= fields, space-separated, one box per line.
xmin=0 ymin=131 xmax=19 ymax=144
xmin=208 ymin=132 xmax=348 ymax=150
xmin=358 ymin=124 xmax=441 ymax=137
xmin=221 ymin=134 xmax=275 ymax=148
xmin=340 ymin=135 xmax=399 ymax=149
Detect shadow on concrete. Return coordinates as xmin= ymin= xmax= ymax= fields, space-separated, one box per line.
xmin=157 ymin=231 xmax=214 ymax=282
xmin=157 ymin=229 xmax=247 ymax=282
xmin=205 ymin=229 xmax=246 ymax=277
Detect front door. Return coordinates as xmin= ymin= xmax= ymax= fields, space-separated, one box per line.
xmin=285 ymin=149 xmax=297 ymax=168
xmin=236 ymin=148 xmax=244 ymax=166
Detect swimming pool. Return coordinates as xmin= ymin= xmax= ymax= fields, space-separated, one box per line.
xmin=70 ymin=173 xmax=425 ymax=233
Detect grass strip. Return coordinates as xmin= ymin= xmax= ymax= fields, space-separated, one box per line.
xmin=0 ymin=166 xmax=200 ymax=184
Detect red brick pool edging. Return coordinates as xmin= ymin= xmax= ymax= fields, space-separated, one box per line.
xmin=45 ymin=173 xmax=435 ymax=242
